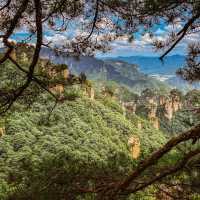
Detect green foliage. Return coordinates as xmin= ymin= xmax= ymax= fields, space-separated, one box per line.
xmin=103 ymin=81 xmax=118 ymax=97
xmin=63 ymin=86 xmax=83 ymax=100
xmin=162 ymin=110 xmax=200 ymax=134
xmin=101 ymin=97 xmax=124 ymax=114
xmin=128 ymin=186 xmax=157 ymax=200
xmin=0 ymin=51 xmax=198 ymax=199
xmin=0 ymin=90 xmax=166 ymax=199
xmin=170 ymin=88 xmax=183 ymax=98
xmin=0 ymin=59 xmax=25 ymax=90
xmin=117 ymin=86 xmax=139 ymax=102
xmin=160 ymin=89 xmax=200 ymax=135
xmin=185 ymin=89 xmax=200 ymax=107
xmin=141 ymin=88 xmax=156 ymax=98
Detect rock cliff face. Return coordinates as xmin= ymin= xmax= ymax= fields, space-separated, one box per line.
xmin=164 ymin=98 xmax=174 ymax=120
xmin=146 ymin=96 xmax=157 ymax=104
xmin=147 ymin=103 xmax=160 ymax=129
xmin=49 ymin=84 xmax=65 ymax=95
xmin=122 ymin=102 xmax=136 ymax=116
xmin=48 ymin=67 xmax=69 ymax=95
xmin=147 ymin=104 xmax=157 ymax=119
xmin=159 ymin=95 xmax=166 ymax=106
xmin=128 ymin=136 xmax=140 ymax=159
xmin=137 ymin=121 xmax=142 ymax=130
xmin=83 ymin=87 xmax=95 ymax=100
xmin=122 ymin=89 xmax=183 ymax=130
xmin=145 ymin=90 xmax=182 ymax=122
xmin=0 ymin=127 xmax=5 ymax=137
xmin=162 ymin=92 xmax=182 ymax=120
xmin=172 ymin=96 xmax=182 ymax=112
xmin=149 ymin=117 xmax=160 ymax=130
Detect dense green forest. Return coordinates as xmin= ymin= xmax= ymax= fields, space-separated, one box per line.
xmin=0 ymin=1 xmax=200 ymax=199
xmin=0 ymin=51 xmax=199 ymax=199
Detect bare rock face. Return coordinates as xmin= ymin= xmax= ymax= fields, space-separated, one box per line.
xmin=164 ymin=98 xmax=174 ymax=120
xmin=140 ymin=95 xmax=157 ymax=105
xmin=0 ymin=127 xmax=5 ymax=137
xmin=170 ymin=89 xmax=182 ymax=113
xmin=49 ymin=84 xmax=64 ymax=95
xmin=146 ymin=97 xmax=156 ymax=104
xmin=81 ymin=85 xmax=95 ymax=100
xmin=45 ymin=64 xmax=70 ymax=97
xmin=149 ymin=117 xmax=160 ymax=130
xmin=171 ymin=96 xmax=182 ymax=113
xmin=47 ymin=67 xmax=69 ymax=80
xmin=147 ymin=103 xmax=157 ymax=119
xmin=89 ymin=87 xmax=95 ymax=100
xmin=84 ymin=87 xmax=95 ymax=100
xmin=137 ymin=121 xmax=143 ymax=130
xmin=159 ymin=95 xmax=167 ymax=106
xmin=63 ymin=69 xmax=69 ymax=79
xmin=128 ymin=136 xmax=140 ymax=159
xmin=146 ymin=103 xmax=160 ymax=130
xmin=163 ymin=93 xmax=182 ymax=120
xmin=122 ymin=102 xmax=136 ymax=115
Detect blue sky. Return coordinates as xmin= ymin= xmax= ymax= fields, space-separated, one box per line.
xmin=10 ymin=18 xmax=198 ymax=58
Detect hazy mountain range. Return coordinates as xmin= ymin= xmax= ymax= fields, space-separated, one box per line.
xmin=41 ymin=48 xmax=199 ymax=92
xmin=103 ymin=55 xmax=185 ymax=75
xmin=102 ymin=55 xmax=200 ymax=91
xmin=41 ymin=48 xmax=169 ymax=93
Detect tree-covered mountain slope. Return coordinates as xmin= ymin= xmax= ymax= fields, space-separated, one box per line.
xmin=0 ymin=89 xmax=167 ymax=199
xmin=0 ymin=46 xmax=198 ymax=199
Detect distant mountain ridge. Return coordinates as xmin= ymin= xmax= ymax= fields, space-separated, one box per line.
xmin=102 ymin=55 xmax=186 ymax=75
xmin=102 ymin=55 xmax=200 ymax=91
xmin=41 ymin=48 xmax=169 ymax=94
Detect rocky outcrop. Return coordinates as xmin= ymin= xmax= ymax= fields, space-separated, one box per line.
xmin=122 ymin=102 xmax=136 ymax=115
xmin=159 ymin=95 xmax=167 ymax=106
xmin=147 ymin=103 xmax=157 ymax=119
xmin=164 ymin=99 xmax=174 ymax=120
xmin=47 ymin=66 xmax=69 ymax=80
xmin=122 ymin=89 xmax=184 ymax=130
xmin=45 ymin=63 xmax=70 ymax=96
xmin=149 ymin=117 xmax=160 ymax=130
xmin=88 ymin=87 xmax=95 ymax=100
xmin=83 ymin=87 xmax=95 ymax=100
xmin=137 ymin=121 xmax=143 ymax=130
xmin=146 ymin=96 xmax=156 ymax=104
xmin=101 ymin=86 xmax=113 ymax=98
xmin=49 ymin=84 xmax=64 ymax=95
xmin=0 ymin=127 xmax=5 ymax=137
xmin=163 ymin=93 xmax=182 ymax=120
xmin=128 ymin=136 xmax=140 ymax=159
xmin=171 ymin=95 xmax=182 ymax=113
xmin=147 ymin=103 xmax=160 ymax=130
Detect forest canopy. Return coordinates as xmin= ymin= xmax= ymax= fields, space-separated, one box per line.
xmin=0 ymin=0 xmax=200 ymax=200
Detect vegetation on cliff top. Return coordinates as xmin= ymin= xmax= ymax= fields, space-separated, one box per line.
xmin=0 ymin=88 xmax=167 ymax=199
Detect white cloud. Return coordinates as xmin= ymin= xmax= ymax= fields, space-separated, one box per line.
xmin=11 ymin=18 xmax=194 ymax=58
xmin=184 ymin=32 xmax=200 ymax=43
xmin=164 ymin=22 xmax=183 ymax=33
xmin=97 ymin=33 xmax=158 ymax=57
xmin=44 ymin=34 xmax=69 ymax=46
